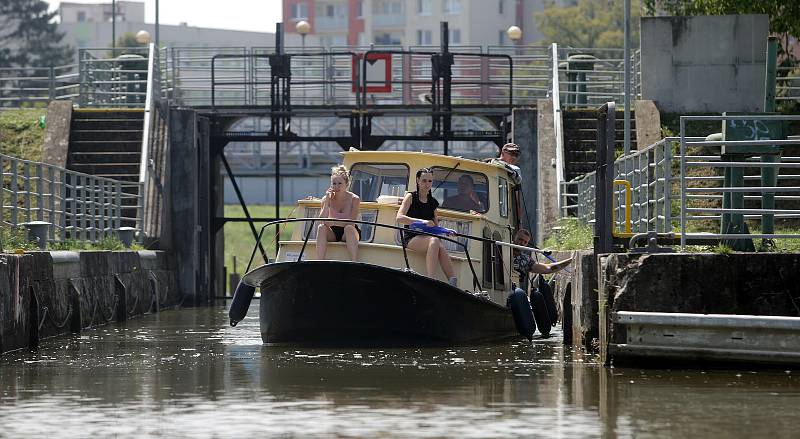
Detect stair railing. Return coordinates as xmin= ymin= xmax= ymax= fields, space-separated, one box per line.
xmin=139 ymin=43 xmax=168 ymax=244
xmin=551 ymin=43 xmax=565 ymax=213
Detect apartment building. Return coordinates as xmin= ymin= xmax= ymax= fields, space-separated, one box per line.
xmin=57 ymin=1 xmax=280 ymax=51
xmin=283 ymin=0 xmax=548 ymax=48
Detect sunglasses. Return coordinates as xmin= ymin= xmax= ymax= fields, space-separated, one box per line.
xmin=504 ymin=150 xmax=520 ymax=156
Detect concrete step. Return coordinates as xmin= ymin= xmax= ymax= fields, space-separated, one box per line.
xmin=70 ymin=129 xmax=143 ymax=142
xmin=68 ymin=140 xmax=142 ymax=153
xmin=69 ymin=151 xmax=141 ymax=164
xmin=71 ymin=119 xmax=144 ymax=131
xmin=72 ymin=110 xmax=144 ymax=120
xmin=563 ymin=109 xmax=632 ymax=119
xmin=68 ymin=163 xmax=140 ymax=177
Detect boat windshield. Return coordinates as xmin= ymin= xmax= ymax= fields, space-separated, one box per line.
xmin=350 ymin=163 xmax=409 ymax=201
xmin=432 ymin=168 xmax=489 ymax=213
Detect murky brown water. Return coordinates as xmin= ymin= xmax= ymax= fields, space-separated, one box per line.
xmin=2 ymin=303 xmax=799 ymax=438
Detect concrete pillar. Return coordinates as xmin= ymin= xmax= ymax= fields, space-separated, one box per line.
xmin=511 ymin=108 xmax=538 ymax=239
xmin=634 ymin=100 xmax=662 ymax=150
xmin=169 ymin=109 xmax=200 ymax=303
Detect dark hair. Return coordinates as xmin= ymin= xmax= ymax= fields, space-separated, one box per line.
xmin=416 ymin=167 xmax=433 ymax=180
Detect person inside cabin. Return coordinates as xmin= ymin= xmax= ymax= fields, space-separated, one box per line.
xmin=443 ymin=174 xmax=484 ymax=212
xmin=316 ymin=164 xmax=361 ymax=261
xmin=511 ymin=228 xmax=572 ymax=294
xmin=396 ymin=168 xmax=458 ymax=287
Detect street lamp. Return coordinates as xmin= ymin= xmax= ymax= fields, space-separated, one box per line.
xmin=507 ymin=25 xmax=522 ymax=46
xmin=135 ymin=30 xmax=151 ymax=45
xmin=296 ymin=20 xmax=311 ymax=51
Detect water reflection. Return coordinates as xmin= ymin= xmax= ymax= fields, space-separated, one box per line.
xmin=1 ymin=304 xmax=799 ymax=438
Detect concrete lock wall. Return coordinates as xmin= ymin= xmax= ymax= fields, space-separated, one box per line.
xmin=597 ymin=253 xmax=800 ymax=364
xmin=641 ymin=14 xmax=769 ymax=113
xmin=0 ymin=251 xmax=179 ymax=355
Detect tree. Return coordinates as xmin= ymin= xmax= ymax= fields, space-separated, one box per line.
xmin=0 ymin=0 xmax=72 ymax=68
xmin=534 ymin=0 xmax=642 ymax=49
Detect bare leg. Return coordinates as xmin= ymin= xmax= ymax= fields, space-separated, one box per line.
xmin=343 ymin=224 xmax=360 ymax=261
xmin=315 ymin=224 xmax=336 ymax=259
xmin=406 ymin=236 xmax=437 ymax=277
xmin=437 ymin=245 xmax=455 ymax=278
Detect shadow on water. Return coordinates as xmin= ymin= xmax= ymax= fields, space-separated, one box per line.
xmin=1 ymin=303 xmax=800 ymax=438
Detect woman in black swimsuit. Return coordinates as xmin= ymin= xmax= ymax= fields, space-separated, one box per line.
xmin=396 ymin=168 xmax=458 ymax=287
xmin=316 ymin=165 xmax=361 ymax=261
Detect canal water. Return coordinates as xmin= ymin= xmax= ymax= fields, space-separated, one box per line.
xmin=2 ymin=304 xmax=799 ymax=438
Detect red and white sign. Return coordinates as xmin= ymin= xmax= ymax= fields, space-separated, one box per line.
xmin=352 ymin=53 xmax=392 ymax=93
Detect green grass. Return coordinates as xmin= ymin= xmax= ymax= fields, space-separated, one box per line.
xmin=542 ymin=218 xmax=593 ymax=251
xmin=223 ymin=204 xmax=298 ymax=274
xmin=0 ymin=109 xmax=47 ymax=161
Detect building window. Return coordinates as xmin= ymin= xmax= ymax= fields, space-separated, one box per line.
xmin=417 ymin=30 xmax=432 ymax=45
xmin=499 ymin=0 xmax=504 ymax=14
xmin=443 ymin=0 xmax=461 ymax=14
xmin=326 ymin=5 xmax=334 ymax=16
xmin=375 ymin=33 xmax=402 ymax=45
xmin=291 ymin=2 xmax=308 ymax=20
xmin=356 ymin=0 xmax=363 ymax=17
xmin=375 ymin=0 xmax=402 ymax=15
xmin=448 ymin=29 xmax=461 ymax=44
xmin=77 ymin=11 xmax=86 ymax=22
xmin=417 ymin=0 xmax=431 ymax=15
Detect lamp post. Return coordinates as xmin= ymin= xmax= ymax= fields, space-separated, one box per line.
xmin=507 ymin=25 xmax=522 ymax=52
xmin=135 ymin=30 xmax=151 ymax=45
xmin=296 ymin=20 xmax=311 ymax=51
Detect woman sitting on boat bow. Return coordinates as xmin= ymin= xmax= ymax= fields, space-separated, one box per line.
xmin=396 ymin=168 xmax=458 ymax=287
xmin=316 ymin=164 xmax=361 ymax=261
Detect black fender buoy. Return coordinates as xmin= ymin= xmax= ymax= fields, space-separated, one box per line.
xmin=538 ymin=275 xmax=559 ymax=326
xmin=228 ymin=282 xmax=256 ymax=327
xmin=530 ymin=289 xmax=552 ymax=338
xmin=507 ymin=289 xmax=535 ymax=340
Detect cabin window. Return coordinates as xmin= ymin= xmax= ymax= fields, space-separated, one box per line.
xmin=498 ymin=177 xmax=508 ymax=218
xmin=491 ymin=230 xmax=505 ymax=289
xmin=302 ymin=207 xmax=377 ymax=242
xmin=350 ymin=163 xmax=409 ymax=202
xmin=482 ymin=227 xmax=493 ymax=288
xmin=431 ymin=168 xmax=489 ymax=213
xmin=438 ymin=219 xmax=470 ymax=252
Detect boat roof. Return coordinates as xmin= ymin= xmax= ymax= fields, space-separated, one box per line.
xmin=340 ymin=150 xmax=517 ymax=181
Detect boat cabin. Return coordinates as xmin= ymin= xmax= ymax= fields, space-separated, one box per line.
xmin=277 ymin=150 xmax=523 ymax=303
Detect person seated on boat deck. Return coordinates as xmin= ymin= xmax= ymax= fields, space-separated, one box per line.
xmin=511 ymin=228 xmax=572 ymax=294
xmin=443 ymin=174 xmax=484 ymax=212
xmin=316 ymin=164 xmax=361 ymax=261
xmin=396 ymin=168 xmax=459 ymax=287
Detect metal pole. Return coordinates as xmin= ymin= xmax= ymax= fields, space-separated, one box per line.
xmin=155 ymin=0 xmax=160 ymax=48
xmin=112 ymin=0 xmax=116 ymax=49
xmin=623 ymin=0 xmax=631 ymax=154
xmin=761 ymin=36 xmax=780 ymax=237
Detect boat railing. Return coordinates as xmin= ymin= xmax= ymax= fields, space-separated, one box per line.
xmin=243 ymin=217 xmax=549 ymax=294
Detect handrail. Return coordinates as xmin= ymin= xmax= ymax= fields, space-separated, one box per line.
xmin=551 ymin=43 xmax=565 ymax=212
xmin=241 ymin=217 xmax=553 ymax=294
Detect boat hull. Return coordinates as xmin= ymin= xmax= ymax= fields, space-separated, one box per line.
xmin=250 ymin=261 xmax=519 ymax=345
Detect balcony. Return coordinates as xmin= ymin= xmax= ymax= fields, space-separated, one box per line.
xmin=372 ymin=13 xmax=405 ymax=28
xmin=315 ymin=15 xmax=348 ymax=31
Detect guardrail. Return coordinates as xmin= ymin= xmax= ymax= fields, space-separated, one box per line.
xmin=0 ymin=152 xmax=140 ymax=243
xmin=556 ymin=47 xmax=641 ymax=109
xmin=0 ymin=65 xmax=79 ymax=107
xmin=78 ymin=47 xmax=150 ymax=108
xmin=678 ymin=114 xmax=800 ymax=250
xmin=561 ymin=111 xmax=800 ymax=250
